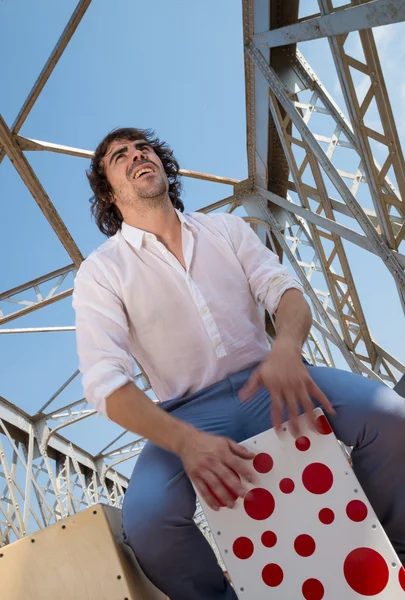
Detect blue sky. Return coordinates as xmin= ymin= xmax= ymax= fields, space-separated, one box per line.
xmin=0 ymin=0 xmax=404 ymax=463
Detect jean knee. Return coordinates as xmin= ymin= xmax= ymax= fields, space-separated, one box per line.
xmin=122 ymin=493 xmax=168 ymax=563
xmin=362 ymin=385 xmax=405 ymax=447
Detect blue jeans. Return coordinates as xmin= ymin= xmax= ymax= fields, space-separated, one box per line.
xmin=122 ymin=365 xmax=405 ymax=600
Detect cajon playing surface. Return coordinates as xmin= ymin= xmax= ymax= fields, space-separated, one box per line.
xmin=196 ymin=408 xmax=405 ymax=599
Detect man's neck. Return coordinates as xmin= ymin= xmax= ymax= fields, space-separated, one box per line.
xmin=122 ymin=200 xmax=181 ymax=245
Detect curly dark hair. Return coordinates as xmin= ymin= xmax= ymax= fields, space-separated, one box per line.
xmin=87 ymin=127 xmax=184 ymax=237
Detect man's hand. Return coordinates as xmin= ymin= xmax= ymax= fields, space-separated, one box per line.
xmin=178 ymin=430 xmax=256 ymax=511
xmin=239 ymin=338 xmax=335 ymax=437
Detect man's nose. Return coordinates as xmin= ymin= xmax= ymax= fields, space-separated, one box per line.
xmin=132 ymin=148 xmax=146 ymax=162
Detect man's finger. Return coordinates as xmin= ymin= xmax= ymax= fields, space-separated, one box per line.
xmin=194 ymin=477 xmax=220 ymax=511
xmin=270 ymin=392 xmax=284 ymax=435
xmin=227 ymin=455 xmax=257 ymax=486
xmin=284 ymin=391 xmax=300 ymax=437
xmin=214 ymin=464 xmax=247 ymax=499
xmin=228 ymin=439 xmax=256 ymax=460
xmin=202 ymin=471 xmax=237 ymax=507
xmin=239 ymin=370 xmax=261 ymax=402
xmin=298 ymin=387 xmax=317 ymax=430
xmin=308 ymin=379 xmax=336 ymax=415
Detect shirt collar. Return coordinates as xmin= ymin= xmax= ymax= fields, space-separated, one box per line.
xmin=121 ymin=209 xmax=195 ymax=250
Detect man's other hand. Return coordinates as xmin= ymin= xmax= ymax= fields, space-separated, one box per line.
xmin=239 ymin=338 xmax=336 ymax=437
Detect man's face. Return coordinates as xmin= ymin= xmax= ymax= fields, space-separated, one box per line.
xmin=103 ymin=138 xmax=169 ymax=208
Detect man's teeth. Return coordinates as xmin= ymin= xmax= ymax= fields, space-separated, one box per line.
xmin=134 ymin=168 xmax=153 ymax=179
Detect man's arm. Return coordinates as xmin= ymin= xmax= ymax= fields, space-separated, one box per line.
xmin=73 ymin=260 xmax=255 ymax=511
xmin=239 ymin=289 xmax=335 ymax=436
xmin=274 ymin=287 xmax=312 ymax=348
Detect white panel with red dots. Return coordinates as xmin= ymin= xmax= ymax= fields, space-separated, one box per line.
xmin=195 ymin=408 xmax=405 ymax=599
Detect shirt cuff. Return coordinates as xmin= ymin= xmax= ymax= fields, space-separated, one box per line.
xmin=266 ymin=277 xmax=304 ymax=315
xmin=90 ymin=372 xmax=136 ymax=420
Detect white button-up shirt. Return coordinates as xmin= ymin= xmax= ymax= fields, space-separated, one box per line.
xmin=73 ymin=211 xmax=303 ymax=418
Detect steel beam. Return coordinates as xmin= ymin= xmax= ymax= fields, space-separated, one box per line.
xmin=0 ymin=116 xmax=83 ymax=267
xmin=0 ymin=327 xmax=75 ymax=334
xmin=254 ymin=0 xmax=405 ymax=48
xmin=0 ymin=265 xmax=76 ymax=326
xmin=246 ymin=43 xmax=405 ymax=294
xmin=15 ymin=136 xmax=239 ymax=186
xmin=318 ymin=0 xmax=405 ymax=253
xmin=258 ymin=186 xmax=405 ymax=267
xmin=0 ymin=0 xmax=92 ymax=164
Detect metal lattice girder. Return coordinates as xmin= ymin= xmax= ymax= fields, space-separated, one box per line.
xmin=288 ymin=50 xmax=404 ymax=249
xmin=0 ymin=395 xmax=130 ymax=544
xmin=254 ymin=0 xmax=405 ymax=48
xmin=318 ymin=0 xmax=405 ymax=255
xmin=0 ymin=264 xmax=76 ymax=326
xmin=240 ymin=190 xmax=405 ymax=383
xmin=266 ymin=91 xmax=377 ymax=368
xmin=245 ymin=42 xmax=405 ymax=309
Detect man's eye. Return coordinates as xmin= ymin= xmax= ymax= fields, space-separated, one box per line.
xmin=116 ymin=154 xmax=125 ymax=161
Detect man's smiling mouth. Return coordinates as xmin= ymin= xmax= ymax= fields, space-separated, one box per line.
xmin=134 ymin=167 xmax=154 ymax=179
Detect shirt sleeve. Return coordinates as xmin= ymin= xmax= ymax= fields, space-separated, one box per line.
xmin=72 ymin=257 xmax=136 ymax=419
xmin=213 ymin=212 xmax=304 ymax=315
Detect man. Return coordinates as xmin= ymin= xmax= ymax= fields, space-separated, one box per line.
xmin=73 ymin=127 xmax=405 ymax=600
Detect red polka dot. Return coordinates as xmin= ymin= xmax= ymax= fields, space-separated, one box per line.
xmin=262 ymin=563 xmax=283 ymax=587
xmin=302 ymin=463 xmax=333 ymax=495
xmin=319 ymin=508 xmax=335 ymax=524
xmin=346 ymin=500 xmax=368 ymax=522
xmin=232 ymin=537 xmax=254 ymax=560
xmin=294 ymin=534 xmax=316 ymax=557
xmin=344 ymin=548 xmax=389 ymax=595
xmin=261 ymin=531 xmax=277 ymax=548
xmin=253 ymin=453 xmax=273 ymax=474
xmin=296 ymin=436 xmax=311 ymax=451
xmin=315 ymin=415 xmax=332 ymax=435
xmin=244 ymin=488 xmax=275 ymax=520
xmin=302 ymin=578 xmax=324 ymax=600
xmin=399 ymin=566 xmax=405 ymax=591
xmin=280 ymin=478 xmax=295 ymax=493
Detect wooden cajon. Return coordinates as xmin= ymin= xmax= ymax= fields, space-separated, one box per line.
xmin=196 ymin=408 xmax=405 ymax=599
xmin=0 ymin=503 xmax=166 ymax=600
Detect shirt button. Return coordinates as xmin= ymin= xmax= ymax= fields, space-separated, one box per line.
xmin=214 ymin=339 xmax=221 ymax=347
xmin=200 ymin=307 xmax=208 ymax=316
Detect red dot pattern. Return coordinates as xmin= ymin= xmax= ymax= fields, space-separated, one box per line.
xmin=344 ymin=547 xmax=389 ymax=595
xmin=244 ymin=488 xmax=275 ymax=520
xmin=253 ymin=453 xmax=273 ymax=474
xmin=319 ymin=508 xmax=335 ymax=525
xmin=261 ymin=530 xmax=277 ymax=548
xmin=294 ymin=534 xmax=316 ymax=557
xmin=295 ymin=436 xmax=311 ymax=451
xmin=225 ymin=423 xmax=394 ymax=597
xmin=302 ymin=578 xmax=325 ymax=600
xmin=399 ymin=566 xmax=405 ymax=591
xmin=302 ymin=463 xmax=333 ymax=495
xmin=315 ymin=415 xmax=332 ymax=435
xmin=346 ymin=499 xmax=368 ymax=522
xmin=280 ymin=478 xmax=295 ymax=494
xmin=262 ymin=563 xmax=283 ymax=587
xmin=232 ymin=536 xmax=254 ymax=560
